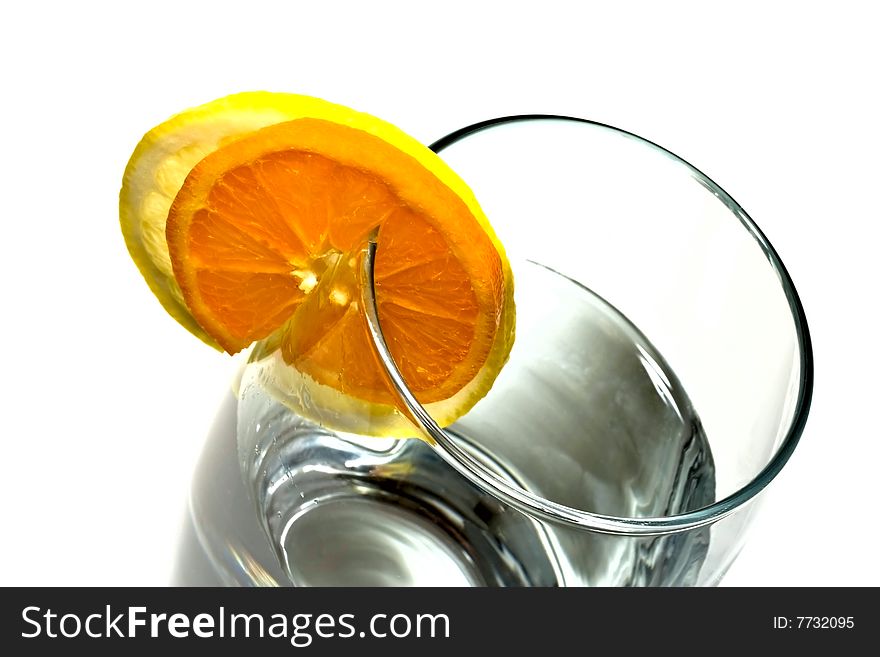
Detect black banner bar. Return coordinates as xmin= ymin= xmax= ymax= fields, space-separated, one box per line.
xmin=1 ymin=588 xmax=870 ymax=654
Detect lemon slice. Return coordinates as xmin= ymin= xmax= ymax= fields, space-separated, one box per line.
xmin=120 ymin=92 xmax=515 ymax=436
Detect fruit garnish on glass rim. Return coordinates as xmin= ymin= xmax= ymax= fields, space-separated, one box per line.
xmin=120 ymin=92 xmax=515 ymax=437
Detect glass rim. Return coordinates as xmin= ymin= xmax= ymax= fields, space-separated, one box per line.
xmin=365 ymin=114 xmax=813 ymax=537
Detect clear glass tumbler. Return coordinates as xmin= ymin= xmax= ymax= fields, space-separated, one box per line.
xmin=174 ymin=116 xmax=812 ymax=587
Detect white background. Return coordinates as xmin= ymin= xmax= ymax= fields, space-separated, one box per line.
xmin=1 ymin=1 xmax=877 ymax=586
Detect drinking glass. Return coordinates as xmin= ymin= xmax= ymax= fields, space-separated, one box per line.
xmin=173 ymin=116 xmax=812 ymax=587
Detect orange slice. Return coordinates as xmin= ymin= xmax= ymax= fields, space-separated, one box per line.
xmin=126 ymin=94 xmax=515 ymax=436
